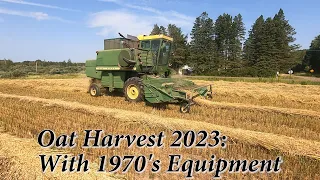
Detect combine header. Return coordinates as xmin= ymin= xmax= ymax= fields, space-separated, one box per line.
xmin=85 ymin=33 xmax=212 ymax=113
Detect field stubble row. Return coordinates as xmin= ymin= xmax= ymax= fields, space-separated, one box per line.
xmin=193 ymin=80 xmax=320 ymax=111
xmin=0 ymin=79 xmax=319 ymax=142
xmin=0 ymin=96 xmax=320 ymax=179
xmin=0 ymin=78 xmax=320 ymax=179
xmin=2 ymin=78 xmax=320 ymax=111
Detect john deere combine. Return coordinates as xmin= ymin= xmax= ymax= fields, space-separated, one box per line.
xmin=85 ymin=33 xmax=212 ymax=113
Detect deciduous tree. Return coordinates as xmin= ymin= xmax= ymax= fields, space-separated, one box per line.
xmin=305 ymin=35 xmax=320 ymax=73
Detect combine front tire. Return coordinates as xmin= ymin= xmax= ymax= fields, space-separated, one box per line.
xmin=89 ymin=83 xmax=101 ymax=97
xmin=180 ymin=102 xmax=190 ymax=113
xmin=124 ymin=77 xmax=144 ymax=102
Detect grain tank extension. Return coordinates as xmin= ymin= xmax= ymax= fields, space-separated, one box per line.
xmin=85 ymin=33 xmax=212 ymax=113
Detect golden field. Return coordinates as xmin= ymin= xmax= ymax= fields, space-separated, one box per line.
xmin=0 ymin=76 xmax=320 ymax=179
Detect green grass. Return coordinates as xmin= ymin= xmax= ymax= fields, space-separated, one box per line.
xmin=185 ymin=76 xmax=320 ymax=85
xmin=24 ymin=73 xmax=86 ymax=79
xmin=296 ymin=73 xmax=320 ymax=77
xmin=2 ymin=72 xmax=320 ymax=85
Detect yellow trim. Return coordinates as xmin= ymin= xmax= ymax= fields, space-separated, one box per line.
xmin=97 ymin=49 xmax=123 ymax=52
xmin=137 ymin=34 xmax=173 ymax=41
xmin=96 ymin=66 xmax=136 ymax=71
xmin=127 ymin=85 xmax=139 ymax=99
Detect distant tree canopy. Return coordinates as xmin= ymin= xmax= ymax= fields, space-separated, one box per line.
xmin=0 ymin=59 xmax=85 ymax=78
xmin=167 ymin=24 xmax=188 ymax=69
xmin=189 ymin=12 xmax=215 ymax=74
xmin=150 ymin=8 xmax=319 ymax=77
xmin=304 ymin=35 xmax=320 ymax=73
xmin=150 ymin=24 xmax=167 ymax=35
xmin=238 ymin=9 xmax=297 ymax=77
xmin=3 ymin=9 xmax=319 ymax=78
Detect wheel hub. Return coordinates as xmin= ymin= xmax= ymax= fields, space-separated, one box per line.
xmin=90 ymin=88 xmax=97 ymax=95
xmin=127 ymin=85 xmax=139 ymax=99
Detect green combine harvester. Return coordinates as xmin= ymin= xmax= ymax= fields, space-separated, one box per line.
xmin=85 ymin=33 xmax=212 ymax=113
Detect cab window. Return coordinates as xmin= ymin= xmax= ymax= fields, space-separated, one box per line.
xmin=151 ymin=40 xmax=161 ymax=52
xmin=158 ymin=40 xmax=171 ymax=65
xmin=140 ymin=40 xmax=150 ymax=49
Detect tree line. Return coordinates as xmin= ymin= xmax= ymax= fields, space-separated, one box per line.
xmin=0 ymin=59 xmax=84 ymax=78
xmin=151 ymin=9 xmax=320 ymax=76
xmin=1 ymin=9 xmax=319 ymax=78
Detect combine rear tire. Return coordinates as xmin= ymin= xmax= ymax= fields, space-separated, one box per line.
xmin=124 ymin=77 xmax=144 ymax=102
xmin=89 ymin=83 xmax=101 ymax=97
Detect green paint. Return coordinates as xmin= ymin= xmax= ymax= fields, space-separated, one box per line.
xmin=85 ymin=36 xmax=211 ymax=107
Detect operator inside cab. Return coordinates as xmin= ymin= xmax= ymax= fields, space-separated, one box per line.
xmin=159 ymin=40 xmax=170 ymax=65
xmin=137 ymin=35 xmax=173 ymax=75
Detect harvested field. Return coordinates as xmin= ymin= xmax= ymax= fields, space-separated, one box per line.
xmin=194 ymin=98 xmax=320 ymax=118
xmin=0 ymin=78 xmax=319 ymax=141
xmin=0 ymin=128 xmax=118 ymax=180
xmin=1 ymin=93 xmax=319 ymax=159
xmin=0 ymin=77 xmax=319 ymax=179
xmin=192 ymin=79 xmax=320 ymax=111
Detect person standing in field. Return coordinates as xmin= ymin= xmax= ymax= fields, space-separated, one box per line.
xmin=276 ymin=71 xmax=280 ymax=82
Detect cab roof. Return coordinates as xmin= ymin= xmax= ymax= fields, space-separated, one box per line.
xmin=137 ymin=34 xmax=173 ymax=41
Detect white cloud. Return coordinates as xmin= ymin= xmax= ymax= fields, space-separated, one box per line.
xmin=125 ymin=3 xmax=162 ymax=14
xmin=30 ymin=11 xmax=48 ymax=20
xmin=0 ymin=0 xmax=80 ymax=12
xmin=99 ymin=0 xmax=194 ymax=21
xmin=88 ymin=10 xmax=152 ymax=37
xmin=91 ymin=0 xmax=194 ymax=37
xmin=99 ymin=0 xmax=160 ymax=14
xmin=187 ymin=35 xmax=192 ymax=43
xmin=0 ymin=7 xmax=74 ymax=22
xmin=99 ymin=0 xmax=119 ymax=2
xmin=169 ymin=11 xmax=194 ymax=22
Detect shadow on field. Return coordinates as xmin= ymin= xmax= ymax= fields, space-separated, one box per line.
xmin=101 ymin=90 xmax=170 ymax=111
xmin=103 ymin=90 xmax=124 ymax=97
xmin=145 ymin=102 xmax=169 ymax=111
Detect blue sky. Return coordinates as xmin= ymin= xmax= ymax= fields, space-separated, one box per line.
xmin=0 ymin=0 xmax=319 ymax=62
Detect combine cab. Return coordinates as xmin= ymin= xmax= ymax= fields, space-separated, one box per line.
xmin=85 ymin=33 xmax=212 ymax=113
